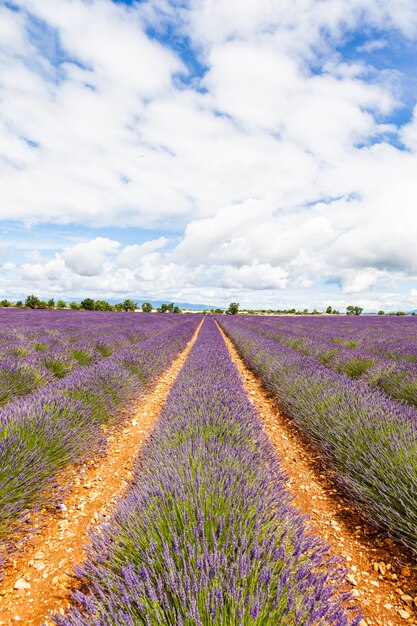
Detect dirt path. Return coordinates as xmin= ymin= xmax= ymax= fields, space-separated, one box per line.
xmin=0 ymin=320 xmax=203 ymax=626
xmin=218 ymin=322 xmax=417 ymax=626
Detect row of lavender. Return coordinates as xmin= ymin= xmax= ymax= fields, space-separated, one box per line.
xmin=0 ymin=312 xmax=200 ymax=575
xmin=0 ymin=310 xmax=178 ymax=407
xmin=218 ymin=316 xmax=417 ymax=555
xmin=241 ymin=315 xmax=417 ymax=408
xmin=56 ymin=317 xmax=360 ymax=626
xmin=250 ymin=314 xmax=417 ymax=360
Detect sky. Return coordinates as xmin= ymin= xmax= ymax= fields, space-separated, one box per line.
xmin=1 ymin=0 xmax=417 ymax=311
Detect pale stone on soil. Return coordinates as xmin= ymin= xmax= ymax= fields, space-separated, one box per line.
xmin=13 ymin=579 xmax=30 ymax=590
xmin=401 ymin=594 xmax=413 ymax=607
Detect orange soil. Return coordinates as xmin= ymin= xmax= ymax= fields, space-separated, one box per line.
xmin=218 ymin=322 xmax=417 ymax=626
xmin=0 ymin=320 xmax=203 ymax=626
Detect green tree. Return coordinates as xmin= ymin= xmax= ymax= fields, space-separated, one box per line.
xmin=25 ymin=294 xmax=42 ymax=309
xmin=141 ymin=302 xmax=153 ymax=312
xmin=377 ymin=310 xmax=385 ymax=315
xmin=15 ymin=301 xmax=23 ymax=308
xmin=346 ymin=305 xmax=363 ymax=316
xmin=0 ymin=299 xmax=11 ymax=307
xmin=157 ymin=302 xmax=180 ymax=313
xmin=94 ymin=300 xmax=114 ymax=311
xmin=80 ymin=298 xmax=95 ymax=311
xmin=57 ymin=300 xmax=66 ymax=309
xmin=326 ymin=305 xmax=333 ymax=314
xmin=227 ymin=302 xmax=240 ymax=315
xmin=47 ymin=298 xmax=55 ymax=309
xmin=69 ymin=301 xmax=79 ymax=310
xmin=121 ymin=299 xmax=137 ymax=312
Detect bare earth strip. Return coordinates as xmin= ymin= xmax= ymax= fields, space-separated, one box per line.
xmin=0 ymin=319 xmax=203 ymax=626
xmin=218 ymin=322 xmax=417 ymax=626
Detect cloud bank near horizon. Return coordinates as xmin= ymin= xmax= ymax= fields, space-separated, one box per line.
xmin=1 ymin=0 xmax=417 ymax=310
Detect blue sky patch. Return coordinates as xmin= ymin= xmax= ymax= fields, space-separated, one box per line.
xmin=146 ymin=22 xmax=208 ymax=87
xmin=337 ymin=26 xmax=417 ymax=126
xmin=10 ymin=3 xmax=91 ymax=82
xmin=1 ymin=221 xmax=178 ymax=256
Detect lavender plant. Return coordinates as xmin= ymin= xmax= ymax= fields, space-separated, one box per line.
xmin=0 ymin=314 xmax=200 ymax=573
xmin=239 ymin=315 xmax=417 ymax=408
xmin=55 ymin=318 xmax=360 ymax=626
xmin=219 ymin=317 xmax=417 ymax=554
xmin=0 ymin=310 xmax=175 ymax=407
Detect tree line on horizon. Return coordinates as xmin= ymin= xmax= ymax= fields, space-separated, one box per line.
xmin=214 ymin=303 xmax=415 ymax=316
xmin=0 ymin=296 xmax=414 ymax=316
xmin=0 ymin=295 xmax=181 ymax=313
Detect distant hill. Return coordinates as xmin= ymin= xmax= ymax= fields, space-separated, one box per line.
xmin=98 ymin=298 xmax=224 ymax=311
xmin=140 ymin=300 xmax=223 ymax=311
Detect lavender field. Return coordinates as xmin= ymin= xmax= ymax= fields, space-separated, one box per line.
xmin=1 ymin=309 xmax=416 ymax=624
xmin=0 ymin=309 xmax=200 ymax=568
xmin=55 ymin=317 xmax=360 ymax=626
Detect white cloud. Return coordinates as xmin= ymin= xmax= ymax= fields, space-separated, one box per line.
xmin=185 ymin=0 xmax=417 ymax=47
xmin=1 ymin=0 xmax=417 ymax=309
xmin=116 ymin=237 xmax=169 ymax=268
xmin=176 ymin=199 xmax=273 ymax=264
xmin=206 ymin=262 xmax=288 ymax=290
xmin=0 ymin=0 xmax=407 ymax=226
xmin=1 ymin=231 xmax=416 ymax=311
xmin=62 ymin=237 xmax=120 ymax=276
xmin=338 ymin=268 xmax=394 ymax=293
xmin=356 ymin=39 xmax=387 ymax=53
xmin=400 ymin=105 xmax=417 ymax=150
